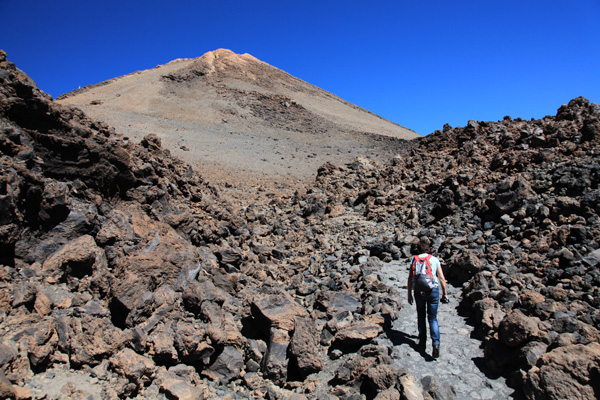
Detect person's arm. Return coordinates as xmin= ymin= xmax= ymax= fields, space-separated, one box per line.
xmin=407 ymin=259 xmax=414 ymax=305
xmin=437 ymin=263 xmax=449 ymax=302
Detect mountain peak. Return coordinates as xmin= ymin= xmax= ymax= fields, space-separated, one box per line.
xmin=57 ymin=49 xmax=419 ymax=182
xmin=203 ymin=48 xmax=261 ymax=62
xmin=182 ymin=49 xmax=272 ymax=79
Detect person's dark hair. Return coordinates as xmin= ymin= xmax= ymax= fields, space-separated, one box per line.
xmin=413 ymin=239 xmax=431 ymax=255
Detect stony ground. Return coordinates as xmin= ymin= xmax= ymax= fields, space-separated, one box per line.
xmin=380 ymin=260 xmax=515 ymax=399
xmin=2 ymin=48 xmax=600 ymax=400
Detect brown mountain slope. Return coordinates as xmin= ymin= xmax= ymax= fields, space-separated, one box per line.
xmin=57 ymin=49 xmax=420 ymax=184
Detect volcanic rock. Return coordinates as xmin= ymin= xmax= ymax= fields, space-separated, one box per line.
xmin=2 ymin=48 xmax=600 ymax=399
xmin=251 ymin=287 xmax=308 ymax=332
xmin=524 ymin=343 xmax=600 ymax=399
xmin=289 ymin=316 xmax=323 ymax=378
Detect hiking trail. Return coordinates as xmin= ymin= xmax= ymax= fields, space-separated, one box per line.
xmin=380 ymin=260 xmax=516 ymax=399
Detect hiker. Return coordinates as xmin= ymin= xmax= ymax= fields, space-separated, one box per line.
xmin=407 ymin=239 xmax=449 ymax=359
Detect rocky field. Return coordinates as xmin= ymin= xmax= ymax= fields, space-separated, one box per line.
xmin=1 ymin=49 xmax=599 ymax=399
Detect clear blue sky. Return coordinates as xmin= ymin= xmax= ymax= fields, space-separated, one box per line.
xmin=1 ymin=0 xmax=599 ymax=136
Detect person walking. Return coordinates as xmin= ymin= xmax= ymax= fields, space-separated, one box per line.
xmin=407 ymin=239 xmax=449 ymax=359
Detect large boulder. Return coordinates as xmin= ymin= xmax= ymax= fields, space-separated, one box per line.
xmin=524 ymin=343 xmax=600 ymax=400
xmin=109 ymin=207 xmax=203 ymax=327
xmin=498 ymin=309 xmax=542 ymax=348
xmin=333 ymin=314 xmax=385 ymax=346
xmin=172 ymin=321 xmax=212 ymax=364
xmin=261 ymin=328 xmax=290 ymax=385
xmin=206 ymin=346 xmax=244 ymax=383
xmin=68 ymin=315 xmax=128 ymax=368
xmin=251 ymin=287 xmax=308 ymax=332
xmin=398 ymin=373 xmax=424 ymax=400
xmin=41 ymin=235 xmax=107 ymax=288
xmin=159 ymin=378 xmax=207 ymax=400
xmin=289 ymin=316 xmax=323 ymax=378
xmin=330 ymin=353 xmax=376 ymax=386
xmin=109 ymin=348 xmax=157 ymax=388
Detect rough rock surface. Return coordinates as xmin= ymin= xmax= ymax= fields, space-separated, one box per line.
xmin=1 ymin=49 xmax=600 ymax=399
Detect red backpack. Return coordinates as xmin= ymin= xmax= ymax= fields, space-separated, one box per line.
xmin=411 ymin=255 xmax=436 ymax=291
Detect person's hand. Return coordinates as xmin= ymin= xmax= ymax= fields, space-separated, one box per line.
xmin=441 ymin=295 xmax=449 ymax=304
xmin=408 ymin=293 xmax=413 ymax=305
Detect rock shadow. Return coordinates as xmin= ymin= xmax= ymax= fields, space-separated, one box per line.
xmin=472 ymin=356 xmax=507 ymax=381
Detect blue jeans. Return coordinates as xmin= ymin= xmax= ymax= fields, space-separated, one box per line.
xmin=415 ymin=287 xmax=440 ymax=346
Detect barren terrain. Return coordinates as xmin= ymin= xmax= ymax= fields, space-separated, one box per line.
xmin=2 ymin=49 xmax=599 ymax=400
xmin=57 ymin=49 xmax=419 ymax=185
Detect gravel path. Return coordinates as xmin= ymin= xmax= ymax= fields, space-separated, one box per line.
xmin=380 ymin=260 xmax=516 ymax=399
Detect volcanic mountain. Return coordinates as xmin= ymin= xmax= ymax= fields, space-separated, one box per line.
xmin=58 ymin=49 xmax=419 ymax=184
xmin=2 ymin=48 xmax=600 ymax=399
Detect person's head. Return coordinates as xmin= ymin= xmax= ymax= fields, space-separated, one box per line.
xmin=412 ymin=239 xmax=431 ymax=255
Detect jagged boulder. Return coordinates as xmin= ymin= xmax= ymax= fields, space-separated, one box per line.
xmin=109 ymin=348 xmax=157 ymax=388
xmin=206 ymin=346 xmax=244 ymax=383
xmin=289 ymin=316 xmax=323 ymax=378
xmin=333 ymin=314 xmax=385 ymax=347
xmin=251 ymin=287 xmax=308 ymax=332
xmin=524 ymin=343 xmax=600 ymax=400
xmin=498 ymin=309 xmax=542 ymax=348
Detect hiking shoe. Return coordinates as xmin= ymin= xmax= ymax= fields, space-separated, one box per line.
xmin=432 ymin=345 xmax=440 ymax=359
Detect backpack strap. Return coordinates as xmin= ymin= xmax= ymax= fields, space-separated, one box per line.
xmin=415 ymin=254 xmax=433 ymax=277
xmin=410 ymin=257 xmax=417 ymax=277
xmin=423 ymin=254 xmax=432 ymax=271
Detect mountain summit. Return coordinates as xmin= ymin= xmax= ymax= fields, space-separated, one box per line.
xmin=58 ymin=49 xmax=419 ymax=183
